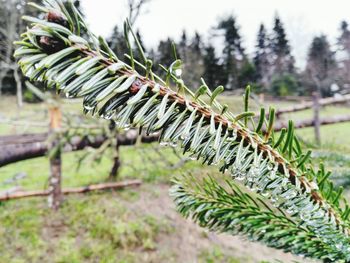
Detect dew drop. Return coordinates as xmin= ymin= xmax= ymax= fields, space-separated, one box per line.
xmin=169 ymin=142 xmax=178 ymax=148
xmin=271 ymin=195 xmax=279 ymax=204
xmin=267 ymin=163 xmax=273 ymax=170
xmin=235 ymin=171 xmax=246 ymax=181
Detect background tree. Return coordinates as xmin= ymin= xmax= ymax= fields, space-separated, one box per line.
xmin=155 ymin=37 xmax=176 ymax=77
xmin=270 ymin=15 xmax=295 ymax=77
xmin=0 ymin=0 xmax=40 ymax=105
xmin=0 ymin=0 xmax=82 ymax=105
xmin=237 ymin=60 xmax=257 ymax=89
xmin=178 ymin=30 xmax=188 ymax=62
xmin=336 ymin=20 xmax=350 ymax=93
xmin=253 ymin=23 xmax=271 ymax=91
xmin=127 ymin=0 xmax=151 ymax=26
xmin=108 ymin=25 xmax=129 ymax=59
xmin=108 ymin=0 xmax=151 ymax=74
xmin=270 ymin=74 xmax=300 ymax=96
xmin=202 ymin=44 xmax=224 ymax=89
xmin=305 ymin=35 xmax=337 ymax=97
xmin=218 ymin=15 xmax=246 ymax=90
xmin=178 ymin=32 xmax=204 ymax=89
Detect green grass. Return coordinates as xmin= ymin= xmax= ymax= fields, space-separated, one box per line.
xmin=0 ymin=193 xmax=173 ymax=263
xmin=199 ymin=246 xmax=241 ymax=263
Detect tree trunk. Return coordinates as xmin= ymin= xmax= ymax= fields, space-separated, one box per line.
xmin=313 ymin=91 xmax=321 ymax=145
xmin=48 ymin=107 xmax=62 ymax=210
xmin=13 ymin=67 xmax=23 ymax=108
xmin=109 ymin=144 xmax=121 ymax=179
xmin=0 ymin=68 xmax=7 ymax=96
xmin=0 ymin=1 xmax=16 ymax=96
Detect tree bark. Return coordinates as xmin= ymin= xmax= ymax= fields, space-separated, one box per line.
xmin=313 ymin=91 xmax=321 ymax=144
xmin=48 ymin=107 xmax=62 ymax=210
xmin=0 ymin=1 xmax=17 ymax=96
xmin=109 ymin=144 xmax=121 ymax=179
xmin=0 ymin=131 xmax=159 ymax=167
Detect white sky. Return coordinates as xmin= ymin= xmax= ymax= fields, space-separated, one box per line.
xmin=81 ymin=0 xmax=350 ymax=69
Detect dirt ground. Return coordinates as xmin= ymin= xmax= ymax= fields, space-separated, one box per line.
xmin=121 ymin=183 xmax=315 ymax=263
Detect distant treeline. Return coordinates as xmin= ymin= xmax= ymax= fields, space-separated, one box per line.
xmin=1 ymin=0 xmax=350 ymax=100
xmin=107 ymin=15 xmax=350 ymax=97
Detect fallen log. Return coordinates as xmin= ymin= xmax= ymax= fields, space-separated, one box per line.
xmin=274 ymin=114 xmax=350 ymax=131
xmin=0 ymin=130 xmax=159 ymax=167
xmin=0 ymin=180 xmax=142 ymax=201
xmin=0 ymin=133 xmax=48 ymax=146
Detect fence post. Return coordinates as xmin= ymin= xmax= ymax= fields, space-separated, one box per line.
xmin=48 ymin=106 xmax=62 ymax=210
xmin=313 ymin=91 xmax=321 ymax=145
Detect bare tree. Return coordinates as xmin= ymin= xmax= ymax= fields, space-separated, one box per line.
xmin=0 ymin=0 xmax=27 ymax=107
xmin=305 ymin=35 xmax=337 ymax=97
xmin=127 ymin=0 xmax=151 ymax=26
xmin=336 ymin=21 xmax=350 ymax=94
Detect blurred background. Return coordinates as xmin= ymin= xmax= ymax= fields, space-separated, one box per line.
xmin=0 ymin=0 xmax=349 ymax=262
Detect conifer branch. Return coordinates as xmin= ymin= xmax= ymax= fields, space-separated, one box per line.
xmin=14 ymin=1 xmax=350 ymax=260
xmin=170 ymin=173 xmax=341 ymax=261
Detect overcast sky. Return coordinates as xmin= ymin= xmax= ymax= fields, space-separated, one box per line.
xmin=81 ymin=0 xmax=350 ymax=69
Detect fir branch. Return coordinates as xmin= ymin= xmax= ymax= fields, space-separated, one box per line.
xmin=170 ymin=173 xmax=340 ymax=261
xmin=14 ymin=0 xmax=350 ymax=260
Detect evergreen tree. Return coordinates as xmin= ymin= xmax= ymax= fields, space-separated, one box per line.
xmin=202 ymin=44 xmax=224 ymax=89
xmin=178 ymin=30 xmax=188 ymax=62
xmin=338 ymin=21 xmax=350 ymax=53
xmin=108 ymin=26 xmax=146 ymax=74
xmin=253 ymin=23 xmax=271 ymax=90
xmin=108 ymin=25 xmax=129 ymax=59
xmin=305 ymin=35 xmax=337 ymax=96
xmin=180 ymin=31 xmax=204 ymax=89
xmin=337 ymin=20 xmax=350 ymax=92
xmin=191 ymin=32 xmax=202 ymax=53
xmin=238 ymin=61 xmax=257 ymax=89
xmin=218 ymin=15 xmax=245 ymax=90
xmin=136 ymin=30 xmax=146 ymax=53
xmin=270 ymin=15 xmax=295 ymax=77
xmin=271 ymin=15 xmax=290 ymax=57
xmin=155 ymin=37 xmax=175 ymax=77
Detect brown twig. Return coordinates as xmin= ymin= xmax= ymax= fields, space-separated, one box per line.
xmin=0 ymin=180 xmax=142 ymax=201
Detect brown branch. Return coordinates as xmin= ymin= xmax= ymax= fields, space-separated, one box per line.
xmin=0 ymin=180 xmax=142 ymax=201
